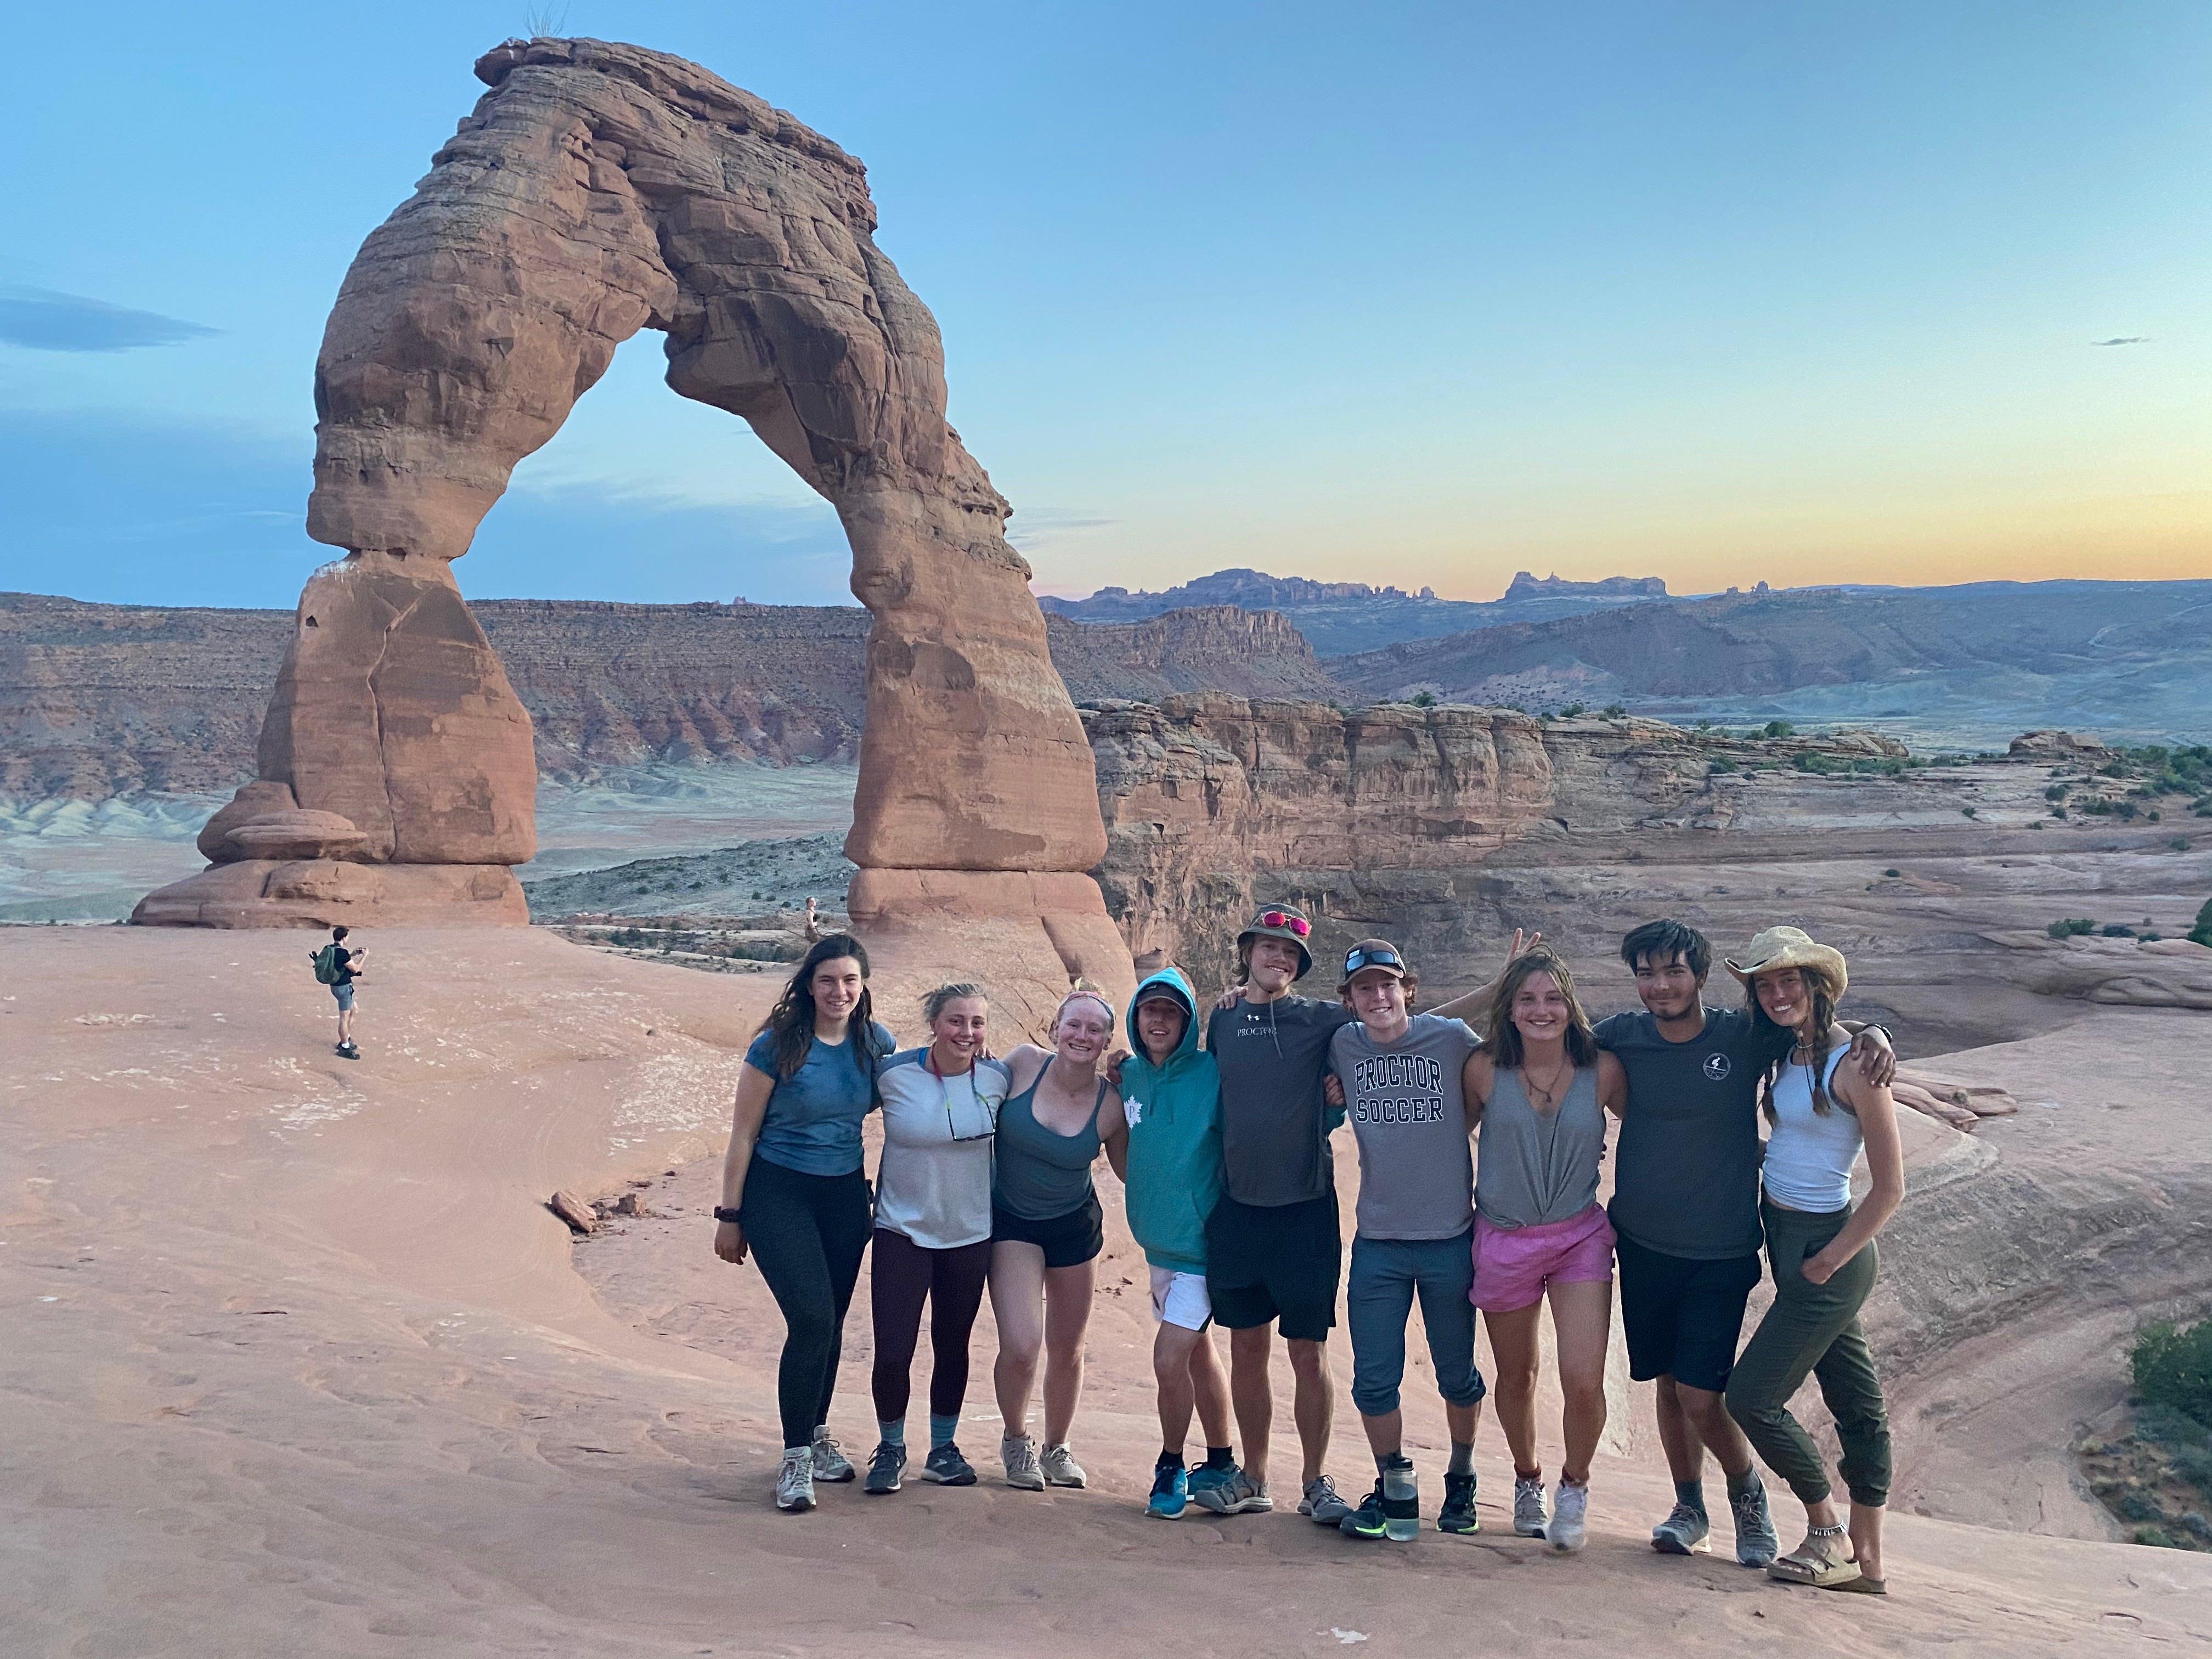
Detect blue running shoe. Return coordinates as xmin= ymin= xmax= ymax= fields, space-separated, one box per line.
xmin=1148 ymin=1460 xmax=1189 ymax=1519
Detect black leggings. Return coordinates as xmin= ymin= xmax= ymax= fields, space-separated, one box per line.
xmin=870 ymin=1227 xmax=992 ymax=1423
xmin=738 ymin=1158 xmax=873 ymax=1449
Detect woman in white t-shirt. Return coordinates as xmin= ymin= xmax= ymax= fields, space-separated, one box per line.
xmin=861 ymin=983 xmax=1011 ymax=1496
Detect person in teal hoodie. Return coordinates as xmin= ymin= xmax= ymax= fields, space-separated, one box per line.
xmin=1116 ymin=967 xmax=1244 ymax=1519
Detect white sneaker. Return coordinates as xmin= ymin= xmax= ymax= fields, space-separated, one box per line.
xmin=1513 ymin=1475 xmax=1549 ymax=1537
xmin=1548 ymin=1480 xmax=1589 ymax=1552
xmin=1002 ymin=1434 xmax=1045 ymax=1491
xmin=810 ymin=1428 xmax=855 ymax=1483
xmin=1040 ymin=1443 xmax=1087 ymax=1488
xmin=775 ymin=1445 xmax=816 ymax=1512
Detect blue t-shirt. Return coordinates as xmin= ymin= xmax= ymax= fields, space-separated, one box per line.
xmin=744 ymin=1020 xmax=895 ymax=1177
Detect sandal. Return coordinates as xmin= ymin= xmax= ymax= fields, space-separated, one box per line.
xmin=1830 ymin=1574 xmax=1887 ymax=1595
xmin=1767 ymin=1523 xmax=1863 ymax=1589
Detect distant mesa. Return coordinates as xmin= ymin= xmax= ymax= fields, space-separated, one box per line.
xmin=1500 ymin=571 xmax=1668 ymax=601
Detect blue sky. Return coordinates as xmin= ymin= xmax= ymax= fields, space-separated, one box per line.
xmin=4 ymin=2 xmax=2207 ymax=609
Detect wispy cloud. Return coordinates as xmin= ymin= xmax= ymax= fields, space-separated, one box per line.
xmin=0 ymin=287 xmax=221 ymax=353
xmin=2091 ymin=336 xmax=2149 ymax=347
xmin=1006 ymin=506 xmax=1119 ymax=552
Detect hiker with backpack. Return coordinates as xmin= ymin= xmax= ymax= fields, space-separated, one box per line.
xmin=312 ymin=927 xmax=364 ymax=1059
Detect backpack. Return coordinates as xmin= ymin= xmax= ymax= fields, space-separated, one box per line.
xmin=312 ymin=944 xmax=345 ymax=985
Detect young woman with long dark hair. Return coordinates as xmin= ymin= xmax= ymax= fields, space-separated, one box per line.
xmin=1463 ymin=947 xmax=1628 ymax=1553
xmin=1723 ymin=928 xmax=1904 ymax=1594
xmin=713 ymin=934 xmax=895 ymax=1513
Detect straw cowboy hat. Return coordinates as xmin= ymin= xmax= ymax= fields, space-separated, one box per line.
xmin=1724 ymin=926 xmax=1848 ymax=998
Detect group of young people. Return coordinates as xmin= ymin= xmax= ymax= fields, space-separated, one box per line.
xmin=710 ymin=904 xmax=1905 ymax=1595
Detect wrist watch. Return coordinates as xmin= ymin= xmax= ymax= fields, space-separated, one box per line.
xmin=713 ymin=1206 xmax=742 ymax=1224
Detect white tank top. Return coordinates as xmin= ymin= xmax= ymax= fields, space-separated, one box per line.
xmin=1760 ymin=1045 xmax=1860 ymax=1214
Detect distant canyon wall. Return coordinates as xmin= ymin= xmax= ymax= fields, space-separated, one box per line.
xmin=0 ymin=594 xmax=1334 ymax=801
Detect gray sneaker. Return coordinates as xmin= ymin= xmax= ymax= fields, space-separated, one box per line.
xmin=1191 ymin=1467 xmax=1272 ymax=1515
xmin=810 ymin=1429 xmax=855 ymax=1483
xmin=775 ymin=1445 xmax=816 ymax=1513
xmin=1548 ymin=1480 xmax=1589 ymax=1553
xmin=920 ymin=1442 xmax=977 ymax=1486
xmin=1651 ymin=1500 xmax=1712 ymax=1555
xmin=1513 ymin=1475 xmax=1548 ymax=1537
xmin=1300 ymin=1475 xmax=1354 ymax=1526
xmin=1040 ymin=1443 xmax=1087 ymax=1488
xmin=862 ymin=1441 xmax=906 ymax=1495
xmin=1001 ymin=1434 xmax=1045 ymax=1491
xmin=1731 ymin=1478 xmax=1781 ymax=1568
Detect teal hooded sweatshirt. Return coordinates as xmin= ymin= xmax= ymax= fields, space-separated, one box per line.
xmin=1118 ymin=967 xmax=1223 ymax=1276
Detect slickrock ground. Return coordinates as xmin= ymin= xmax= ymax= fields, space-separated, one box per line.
xmin=4 ymin=927 xmax=2206 ymax=1656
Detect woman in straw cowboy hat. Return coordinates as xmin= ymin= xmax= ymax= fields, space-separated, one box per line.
xmin=1721 ymin=927 xmax=1905 ymax=1595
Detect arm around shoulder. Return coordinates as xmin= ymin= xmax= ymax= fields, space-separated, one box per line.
xmin=1596 ymin=1049 xmax=1628 ymax=1118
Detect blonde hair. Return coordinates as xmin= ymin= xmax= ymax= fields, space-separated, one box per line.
xmin=1052 ymin=983 xmax=1116 ymax=1034
xmin=921 ymin=982 xmax=986 ymax=1024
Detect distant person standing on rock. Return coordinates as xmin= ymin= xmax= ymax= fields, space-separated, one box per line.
xmin=1327 ymin=940 xmax=1488 ymax=1544
xmin=861 ymin=983 xmax=1009 ymax=1496
xmin=1724 ymin=928 xmax=1904 ymax=1595
xmin=312 ymin=926 xmax=363 ymax=1059
xmin=1589 ymin=918 xmax=1891 ymax=1568
xmin=1115 ymin=965 xmax=1242 ymax=1520
xmin=986 ymin=987 xmax=1127 ymax=1493
xmin=714 ymin=933 xmax=895 ymax=1514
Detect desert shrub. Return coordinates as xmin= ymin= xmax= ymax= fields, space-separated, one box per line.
xmin=1962 ymin=806 xmax=1978 ymax=819
xmin=2121 ymin=800 xmax=2141 ymax=820
xmin=1602 ymin=703 xmax=1626 ymax=718
xmin=2191 ymin=898 xmax=2212 ymax=947
xmin=1795 ymin=751 xmax=1835 ymax=774
xmin=2050 ymin=805 xmax=2067 ymax=819
xmin=1562 ymin=702 xmax=1587 ymax=717
xmin=2132 ymin=1319 xmax=2212 ymax=1430
xmin=1709 ymin=757 xmax=1739 ymax=774
xmin=2117 ymin=1491 xmax=2162 ymax=1522
xmin=1884 ymin=867 xmax=1901 ymax=877
xmin=1763 ymin=720 xmax=1795 ymax=739
xmin=1409 ymin=690 xmax=1438 ymax=708
xmin=2080 ymin=797 xmax=2115 ymax=816
xmin=2137 ymin=1403 xmax=2212 ymax=1448
xmin=2174 ymin=837 xmax=2192 ymax=851
xmin=2133 ymin=1525 xmax=2180 ymax=1548
xmin=2046 ymin=783 xmax=2070 ymax=801
xmin=2046 ymin=918 xmax=2097 ymax=939
xmin=2175 ymin=1445 xmax=2212 ymax=1495
xmin=2101 ymin=924 xmax=2136 ymax=938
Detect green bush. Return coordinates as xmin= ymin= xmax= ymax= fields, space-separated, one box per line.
xmin=1763 ymin=719 xmax=1795 ymax=739
xmin=1409 ymin=690 xmax=1438 ymax=708
xmin=1884 ymin=868 xmax=1901 ymax=878
xmin=1602 ymin=703 xmax=1626 ymax=718
xmin=2137 ymin=1403 xmax=2211 ymax=1448
xmin=1795 ymin=751 xmax=1835 ymax=774
xmin=1562 ymin=702 xmax=1587 ymax=717
xmin=2133 ymin=1319 xmax=2212 ymax=1430
xmin=2191 ymin=898 xmax=2212 ymax=948
xmin=2134 ymin=1525 xmax=2180 ymax=1548
xmin=1962 ymin=806 xmax=1978 ymax=819
xmin=1709 ymin=757 xmax=1739 ymax=774
xmin=2101 ymin=924 xmax=2136 ymax=938
xmin=2175 ymin=1444 xmax=2212 ymax=1495
xmin=2047 ymin=918 xmax=2097 ymax=939
xmin=2046 ymin=783 xmax=2070 ymax=801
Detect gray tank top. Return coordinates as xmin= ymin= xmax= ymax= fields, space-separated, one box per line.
xmin=1475 ymin=1064 xmax=1606 ymax=1229
xmin=992 ymin=1071 xmax=1106 ymax=1221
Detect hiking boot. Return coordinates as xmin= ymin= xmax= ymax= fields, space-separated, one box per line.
xmin=1731 ymin=1477 xmax=1781 ymax=1568
xmin=1148 ymin=1461 xmax=1189 ymax=1519
xmin=1513 ymin=1475 xmax=1549 ymax=1537
xmin=775 ymin=1445 xmax=816 ymax=1513
xmin=1438 ymin=1471 xmax=1480 ymax=1534
xmin=1548 ymin=1480 xmax=1589 ymax=1553
xmin=1191 ymin=1466 xmax=1271 ymax=1515
xmin=1001 ymin=1434 xmax=1045 ymax=1491
xmin=1300 ymin=1475 xmax=1354 ymax=1526
xmin=1040 ymin=1443 xmax=1087 ymax=1488
xmin=1339 ymin=1479 xmax=1392 ymax=1541
xmin=336 ymin=1042 xmax=359 ymax=1060
xmin=920 ymin=1442 xmax=977 ymax=1486
xmin=862 ymin=1441 xmax=906 ymax=1495
xmin=1651 ymin=1500 xmax=1712 ymax=1555
xmin=810 ymin=1429 xmax=855 ymax=1483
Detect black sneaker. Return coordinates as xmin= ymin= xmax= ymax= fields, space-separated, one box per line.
xmin=1340 ymin=1479 xmax=1392 ymax=1541
xmin=919 ymin=1442 xmax=978 ymax=1486
xmin=863 ymin=1441 xmax=905 ymax=1494
xmin=336 ymin=1042 xmax=359 ymax=1060
xmin=1438 ymin=1471 xmax=1480 ymax=1534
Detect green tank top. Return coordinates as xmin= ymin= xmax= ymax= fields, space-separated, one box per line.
xmin=992 ymin=1070 xmax=1106 ymax=1221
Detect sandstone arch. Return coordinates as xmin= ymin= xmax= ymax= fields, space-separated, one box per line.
xmin=137 ymin=37 xmax=1130 ymax=999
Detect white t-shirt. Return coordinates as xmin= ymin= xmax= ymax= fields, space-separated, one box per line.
xmin=873 ymin=1049 xmax=1011 ymax=1250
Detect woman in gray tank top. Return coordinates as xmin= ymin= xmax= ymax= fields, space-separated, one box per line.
xmin=1464 ymin=948 xmax=1627 ymax=1554
xmin=986 ymin=989 xmax=1128 ymax=1494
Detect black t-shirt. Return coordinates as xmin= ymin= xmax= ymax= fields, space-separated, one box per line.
xmin=1596 ymin=1006 xmax=1790 ymax=1261
xmin=1207 ymin=994 xmax=1358 ymax=1207
xmin=331 ymin=946 xmax=357 ymax=985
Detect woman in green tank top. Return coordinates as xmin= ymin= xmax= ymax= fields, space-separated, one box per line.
xmin=986 ymin=989 xmax=1129 ymax=1493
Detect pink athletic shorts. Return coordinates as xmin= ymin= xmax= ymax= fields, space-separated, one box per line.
xmin=1470 ymin=1204 xmax=1617 ymax=1313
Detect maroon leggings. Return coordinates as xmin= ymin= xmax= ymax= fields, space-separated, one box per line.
xmin=869 ymin=1227 xmax=992 ymax=1422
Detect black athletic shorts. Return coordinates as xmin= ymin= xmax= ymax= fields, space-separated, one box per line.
xmin=991 ymin=1192 xmax=1104 ymax=1269
xmin=1613 ymin=1226 xmax=1762 ymax=1394
xmin=1205 ymin=1191 xmax=1341 ymax=1341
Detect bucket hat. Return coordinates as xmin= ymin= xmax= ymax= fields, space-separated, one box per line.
xmin=1723 ymin=926 xmax=1848 ymax=998
xmin=1238 ymin=903 xmax=1314 ymax=979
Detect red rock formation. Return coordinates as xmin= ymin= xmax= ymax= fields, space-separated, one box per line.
xmin=134 ymin=36 xmax=1119 ymax=972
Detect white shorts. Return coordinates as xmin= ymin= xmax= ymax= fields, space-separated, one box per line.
xmin=1149 ymin=1267 xmax=1211 ymax=1331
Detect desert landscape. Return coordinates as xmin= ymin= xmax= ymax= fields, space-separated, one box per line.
xmin=6 ymin=21 xmax=2212 ymax=1659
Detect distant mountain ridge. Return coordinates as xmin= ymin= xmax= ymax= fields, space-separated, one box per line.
xmin=1040 ymin=566 xmax=1678 ymax=654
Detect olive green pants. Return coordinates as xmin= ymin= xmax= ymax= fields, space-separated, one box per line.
xmin=1723 ymin=1200 xmax=1892 ymax=1508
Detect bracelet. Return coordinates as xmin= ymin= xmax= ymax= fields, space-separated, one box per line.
xmin=713 ymin=1205 xmax=743 ymax=1224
